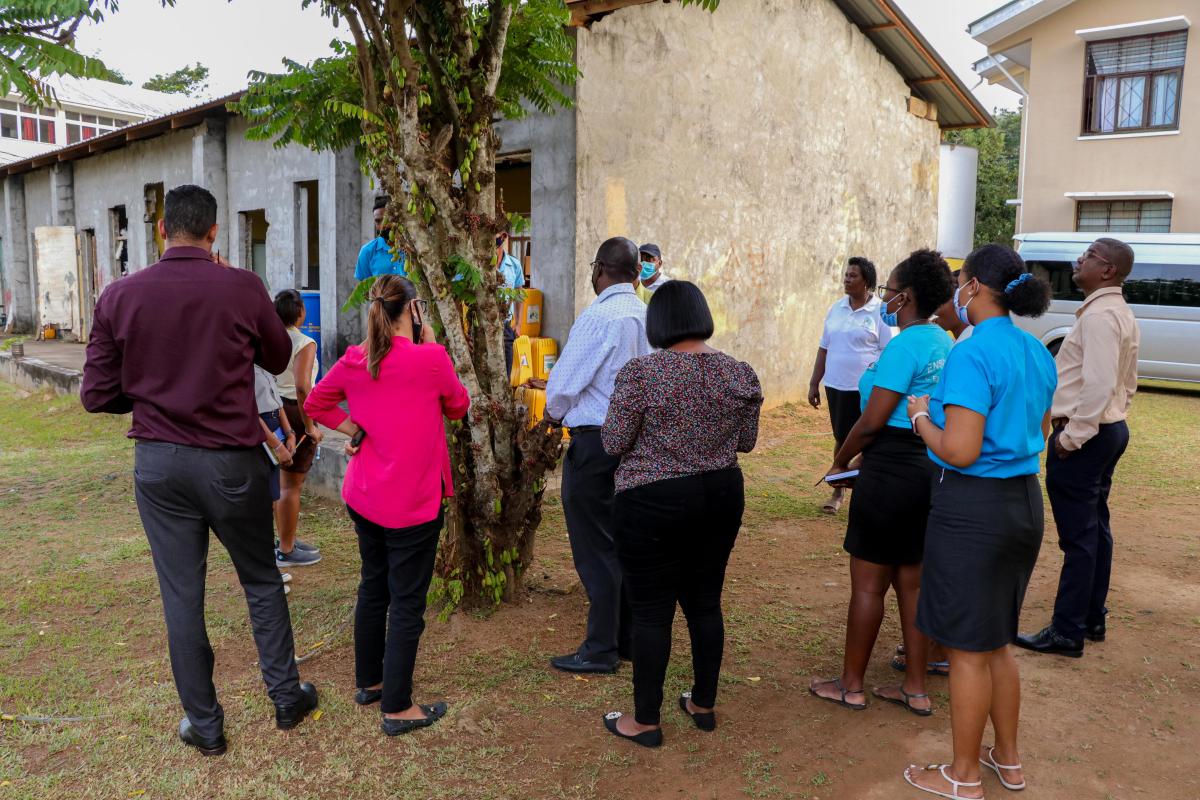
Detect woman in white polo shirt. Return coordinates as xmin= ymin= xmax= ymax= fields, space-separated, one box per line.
xmin=807 ymin=257 xmax=893 ymax=513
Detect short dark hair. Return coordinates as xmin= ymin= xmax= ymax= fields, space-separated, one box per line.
xmin=595 ymin=236 xmax=639 ymax=281
xmin=373 ymin=195 xmax=390 ymax=211
xmin=646 ymin=280 xmax=715 ymax=349
xmin=163 ymin=184 xmax=217 ymax=240
xmin=274 ymin=288 xmax=305 ymax=327
xmin=1095 ymin=237 xmax=1135 ymax=280
xmin=963 ymin=244 xmax=1052 ymax=318
xmin=890 ymin=249 xmax=955 ymax=317
xmin=848 ymin=256 xmax=877 ymax=289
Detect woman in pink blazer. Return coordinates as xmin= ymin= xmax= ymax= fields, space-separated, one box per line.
xmin=305 ymin=275 xmax=469 ymax=737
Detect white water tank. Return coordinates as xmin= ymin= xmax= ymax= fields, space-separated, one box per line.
xmin=937 ymin=143 xmax=979 ymax=261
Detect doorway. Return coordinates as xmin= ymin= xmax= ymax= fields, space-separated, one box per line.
xmin=78 ymin=228 xmax=99 ymax=338
xmin=109 ymin=205 xmax=129 ymax=278
xmin=143 ymin=183 xmax=164 ymax=265
xmin=239 ymin=210 xmax=269 ymax=285
xmin=295 ymin=180 xmax=320 ymax=290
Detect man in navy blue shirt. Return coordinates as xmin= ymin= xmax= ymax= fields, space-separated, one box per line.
xmin=355 ymin=195 xmax=407 ymax=280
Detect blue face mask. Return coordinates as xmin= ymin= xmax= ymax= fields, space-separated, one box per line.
xmin=879 ymin=294 xmax=901 ymax=327
xmin=953 ymin=283 xmax=976 ymax=326
xmin=640 ymin=261 xmax=657 ymax=281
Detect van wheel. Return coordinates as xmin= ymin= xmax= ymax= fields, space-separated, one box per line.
xmin=1047 ymin=339 xmax=1062 ymax=357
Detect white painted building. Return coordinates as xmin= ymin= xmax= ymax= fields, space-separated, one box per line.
xmin=0 ymin=76 xmax=185 ymax=166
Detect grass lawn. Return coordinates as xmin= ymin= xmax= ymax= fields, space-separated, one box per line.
xmin=1 ymin=381 xmax=1198 ymax=799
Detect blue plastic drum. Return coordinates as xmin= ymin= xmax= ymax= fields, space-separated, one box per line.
xmin=299 ymin=290 xmax=322 ymax=379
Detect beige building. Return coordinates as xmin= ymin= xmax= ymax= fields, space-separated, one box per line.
xmin=556 ymin=0 xmax=990 ymax=402
xmin=972 ymin=0 xmax=1199 ymax=234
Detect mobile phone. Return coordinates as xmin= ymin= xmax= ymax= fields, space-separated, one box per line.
xmin=824 ymin=469 xmax=860 ymax=484
xmin=350 ymin=428 xmax=366 ymax=449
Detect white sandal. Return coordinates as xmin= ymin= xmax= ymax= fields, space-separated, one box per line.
xmin=903 ymin=764 xmax=983 ymax=799
xmin=980 ymin=746 xmax=1026 ymax=791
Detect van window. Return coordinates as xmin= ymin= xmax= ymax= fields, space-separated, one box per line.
xmin=1158 ymin=264 xmax=1200 ymax=307
xmin=1028 ymin=260 xmax=1082 ymax=301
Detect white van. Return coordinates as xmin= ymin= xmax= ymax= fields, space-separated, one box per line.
xmin=1013 ymin=232 xmax=1200 ymax=383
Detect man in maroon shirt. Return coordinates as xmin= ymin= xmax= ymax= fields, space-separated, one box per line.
xmin=82 ymin=185 xmax=318 ymax=756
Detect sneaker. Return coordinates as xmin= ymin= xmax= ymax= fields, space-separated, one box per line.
xmin=281 ymin=572 xmax=293 ymax=583
xmin=277 ymin=538 xmax=320 ymax=553
xmin=276 ymin=547 xmax=322 ymax=567
xmin=284 ymin=584 xmax=291 ymax=595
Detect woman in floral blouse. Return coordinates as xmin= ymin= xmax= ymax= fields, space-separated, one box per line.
xmin=599 ymin=280 xmax=763 ymax=748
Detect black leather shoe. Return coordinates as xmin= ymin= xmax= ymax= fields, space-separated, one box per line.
xmin=355 ymin=687 xmax=383 ymax=706
xmin=275 ymin=682 xmax=319 ymax=730
xmin=603 ymin=711 xmax=662 ymax=748
xmin=1014 ymin=625 xmax=1083 ymax=658
xmin=178 ymin=718 xmax=227 ymax=756
xmin=381 ymin=701 xmax=448 ymax=736
xmin=550 ymin=653 xmax=618 ymax=674
xmin=1086 ymin=621 xmax=1106 ymax=642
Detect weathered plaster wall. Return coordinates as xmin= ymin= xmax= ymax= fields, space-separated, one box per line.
xmin=495 ymin=89 xmax=578 ymax=346
xmin=72 ymin=132 xmax=193 ymax=289
xmin=573 ymin=0 xmax=941 ymax=403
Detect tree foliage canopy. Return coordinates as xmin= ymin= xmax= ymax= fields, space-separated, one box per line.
xmin=0 ymin=1 xmax=169 ymax=104
xmin=944 ymin=108 xmax=1022 ymax=248
xmin=143 ymin=62 xmax=209 ymax=95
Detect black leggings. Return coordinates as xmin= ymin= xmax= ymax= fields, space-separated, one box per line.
xmin=614 ymin=468 xmax=744 ymax=725
xmin=348 ymin=506 xmax=442 ymax=713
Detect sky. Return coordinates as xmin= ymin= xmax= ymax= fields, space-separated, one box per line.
xmin=74 ymin=0 xmax=1021 ymax=112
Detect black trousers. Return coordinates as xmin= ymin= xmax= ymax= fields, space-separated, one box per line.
xmin=133 ymin=442 xmax=301 ymax=740
xmin=1046 ymin=421 xmax=1130 ymax=641
xmin=614 ymin=468 xmax=744 ymax=725
xmin=504 ymin=322 xmax=517 ymax=378
xmin=348 ymin=506 xmax=443 ymax=713
xmin=561 ymin=430 xmax=631 ymax=665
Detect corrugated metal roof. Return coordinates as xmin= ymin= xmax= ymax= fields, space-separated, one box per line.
xmin=827 ymin=0 xmax=993 ymax=128
xmin=3 ymin=92 xmax=242 ymax=176
xmin=34 ymin=75 xmax=191 ymax=118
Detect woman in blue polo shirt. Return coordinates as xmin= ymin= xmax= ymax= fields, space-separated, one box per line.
xmin=810 ymin=249 xmax=953 ymax=718
xmin=903 ymin=245 xmax=1055 ymax=800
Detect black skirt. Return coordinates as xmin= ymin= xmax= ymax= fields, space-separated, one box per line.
xmin=843 ymin=427 xmax=933 ymax=565
xmin=825 ymin=386 xmax=861 ymax=444
xmin=917 ymin=469 xmax=1044 ymax=652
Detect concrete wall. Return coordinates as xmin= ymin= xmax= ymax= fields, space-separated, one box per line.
xmin=495 ymin=89 xmax=578 ymax=346
xmin=72 ymin=131 xmax=193 ymax=289
xmin=573 ymin=0 xmax=941 ymax=403
xmin=989 ymin=0 xmax=1200 ymax=233
xmin=1 ymin=114 xmax=372 ymax=358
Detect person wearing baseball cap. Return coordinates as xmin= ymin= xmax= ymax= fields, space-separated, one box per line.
xmin=636 ymin=243 xmax=670 ymax=304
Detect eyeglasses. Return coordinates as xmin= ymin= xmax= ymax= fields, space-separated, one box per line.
xmin=876 ymin=285 xmax=903 ymax=299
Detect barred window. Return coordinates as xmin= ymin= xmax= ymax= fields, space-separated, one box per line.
xmin=1076 ymin=200 xmax=1172 ymax=233
xmin=1082 ymin=30 xmax=1186 ymax=135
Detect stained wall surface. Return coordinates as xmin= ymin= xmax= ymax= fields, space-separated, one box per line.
xmin=573 ymin=0 xmax=941 ymax=402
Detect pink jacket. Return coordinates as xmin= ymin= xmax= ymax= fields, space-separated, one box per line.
xmin=304 ymin=338 xmax=470 ymax=529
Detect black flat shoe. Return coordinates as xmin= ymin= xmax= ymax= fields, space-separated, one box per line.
xmin=1086 ymin=621 xmax=1106 ymax=642
xmin=678 ymin=692 xmax=716 ymax=732
xmin=550 ymin=653 xmax=619 ymax=674
xmin=1014 ymin=625 xmax=1083 ymax=658
xmin=355 ymin=688 xmax=383 ymax=706
xmin=178 ymin=717 xmax=227 ymax=756
xmin=603 ymin=712 xmax=662 ymax=748
xmin=381 ymin=701 xmax=448 ymax=736
xmin=275 ymin=682 xmax=319 ymax=730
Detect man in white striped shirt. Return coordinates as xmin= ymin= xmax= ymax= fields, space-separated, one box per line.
xmin=546 ymin=237 xmax=651 ymax=674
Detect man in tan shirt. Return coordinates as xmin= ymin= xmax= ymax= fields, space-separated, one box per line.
xmin=1017 ymin=238 xmax=1139 ymax=658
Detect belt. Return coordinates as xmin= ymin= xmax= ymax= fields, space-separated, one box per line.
xmin=281 ymin=397 xmax=300 ymax=405
xmin=569 ymin=425 xmax=602 ymax=434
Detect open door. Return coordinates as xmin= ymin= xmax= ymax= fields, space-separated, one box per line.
xmin=77 ymin=229 xmax=99 ymax=340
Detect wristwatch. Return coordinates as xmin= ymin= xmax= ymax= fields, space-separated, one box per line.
xmin=910 ymin=411 xmax=931 ymax=433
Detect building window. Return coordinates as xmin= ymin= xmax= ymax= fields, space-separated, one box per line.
xmin=64 ymin=111 xmax=127 ymax=145
xmin=1082 ymin=30 xmax=1187 ymax=135
xmin=0 ymin=101 xmax=56 ymax=143
xmin=1076 ymin=199 xmax=1172 ymax=233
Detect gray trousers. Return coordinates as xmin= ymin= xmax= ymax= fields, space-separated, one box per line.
xmin=133 ymin=442 xmax=301 ymax=738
